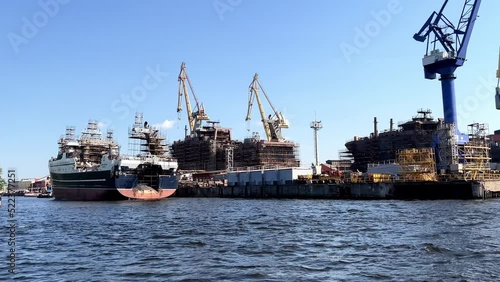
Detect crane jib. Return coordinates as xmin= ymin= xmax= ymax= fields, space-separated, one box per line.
xmin=413 ymin=0 xmax=481 ymax=127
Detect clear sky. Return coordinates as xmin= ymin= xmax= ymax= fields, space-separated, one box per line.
xmin=1 ymin=0 xmax=499 ymax=179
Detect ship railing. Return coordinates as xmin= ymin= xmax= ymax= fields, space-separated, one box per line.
xmin=367 ymin=159 xmax=398 ymax=167
xmin=346 ymin=128 xmax=407 ymax=143
xmin=339 ymin=170 xmax=500 ymax=183
xmin=345 ymin=136 xmax=371 ymax=143
xmin=121 ymin=154 xmax=176 ymax=162
xmin=121 ymin=155 xmax=159 ymax=162
xmin=437 ymin=170 xmax=500 ymax=182
xmin=228 ymin=164 xmax=296 ymax=172
xmin=340 ymin=174 xmax=395 ymax=184
xmin=397 ymin=120 xmax=411 ymax=126
xmin=121 ymin=155 xmax=145 ymax=160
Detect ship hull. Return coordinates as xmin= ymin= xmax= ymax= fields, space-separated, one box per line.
xmin=344 ymin=130 xmax=436 ymax=172
xmin=50 ymin=171 xmax=177 ymax=201
xmin=343 ymin=109 xmax=440 ymax=172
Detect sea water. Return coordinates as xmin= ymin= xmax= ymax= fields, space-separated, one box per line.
xmin=1 ymin=197 xmax=499 ymax=281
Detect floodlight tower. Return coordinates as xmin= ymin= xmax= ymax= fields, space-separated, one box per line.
xmin=310 ymin=120 xmax=323 ymax=166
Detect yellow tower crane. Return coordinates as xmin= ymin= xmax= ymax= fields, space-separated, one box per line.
xmin=177 ymin=62 xmax=210 ymax=136
xmin=246 ymin=73 xmax=289 ymax=142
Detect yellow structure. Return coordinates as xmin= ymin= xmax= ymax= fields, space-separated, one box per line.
xmin=397 ymin=148 xmax=437 ymax=182
xmin=246 ymin=73 xmax=289 ymax=142
xmin=460 ymin=123 xmax=491 ymax=181
xmin=177 ymin=62 xmax=210 ymax=136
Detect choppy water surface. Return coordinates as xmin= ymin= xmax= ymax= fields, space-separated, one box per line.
xmin=1 ymin=197 xmax=500 ymax=281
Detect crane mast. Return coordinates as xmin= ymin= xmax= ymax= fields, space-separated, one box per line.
xmin=246 ymin=73 xmax=288 ymax=142
xmin=247 ymin=74 xmax=271 ymax=140
xmin=496 ymin=47 xmax=500 ymax=109
xmin=413 ymin=0 xmax=481 ymax=127
xmin=177 ymin=62 xmax=209 ymax=136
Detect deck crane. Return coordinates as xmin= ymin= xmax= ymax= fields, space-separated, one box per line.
xmin=413 ymin=0 xmax=481 ymax=128
xmin=246 ymin=73 xmax=289 ymax=142
xmin=177 ymin=62 xmax=210 ymax=136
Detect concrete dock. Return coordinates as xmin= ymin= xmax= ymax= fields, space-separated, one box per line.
xmin=174 ymin=180 xmax=500 ymax=200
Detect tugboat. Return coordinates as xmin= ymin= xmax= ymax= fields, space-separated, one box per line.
xmin=48 ymin=114 xmax=178 ymax=201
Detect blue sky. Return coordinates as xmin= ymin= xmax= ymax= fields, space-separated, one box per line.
xmin=1 ymin=0 xmax=499 ymax=179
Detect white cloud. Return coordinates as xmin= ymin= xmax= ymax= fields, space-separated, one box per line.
xmin=155 ymin=120 xmax=176 ymax=130
xmin=97 ymin=121 xmax=107 ymax=129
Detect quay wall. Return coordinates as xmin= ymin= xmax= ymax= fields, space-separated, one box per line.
xmin=173 ymin=180 xmax=500 ymax=199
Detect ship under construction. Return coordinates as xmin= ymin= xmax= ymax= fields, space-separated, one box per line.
xmin=343 ymin=109 xmax=494 ymax=182
xmin=170 ymin=63 xmax=299 ymax=172
xmin=343 ymin=109 xmax=440 ymax=172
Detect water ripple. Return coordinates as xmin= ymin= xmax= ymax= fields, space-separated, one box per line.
xmin=1 ymin=198 xmax=500 ymax=281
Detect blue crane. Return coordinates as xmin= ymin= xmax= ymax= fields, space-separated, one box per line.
xmin=496 ymin=47 xmax=500 ymax=109
xmin=413 ymin=0 xmax=481 ymax=126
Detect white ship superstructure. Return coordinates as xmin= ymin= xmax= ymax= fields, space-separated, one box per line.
xmin=48 ymin=115 xmax=178 ymax=201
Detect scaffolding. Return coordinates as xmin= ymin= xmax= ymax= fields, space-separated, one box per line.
xmin=436 ymin=123 xmax=458 ymax=171
xmin=225 ymin=146 xmax=234 ymax=171
xmin=56 ymin=120 xmax=120 ymax=169
xmin=65 ymin=126 xmax=76 ymax=141
xmin=58 ymin=126 xmax=76 ymax=151
xmin=460 ymin=123 xmax=491 ymax=180
xmin=233 ymin=139 xmax=300 ymax=169
xmin=128 ymin=113 xmax=142 ymax=155
xmin=78 ymin=120 xmax=119 ymax=164
xmin=171 ymin=124 xmax=301 ymax=172
xmin=396 ymin=147 xmax=437 ymax=181
xmin=171 ymin=122 xmax=233 ymax=171
xmin=128 ymin=113 xmax=168 ymax=157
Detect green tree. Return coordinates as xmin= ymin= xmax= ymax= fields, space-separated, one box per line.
xmin=0 ymin=167 xmax=6 ymax=191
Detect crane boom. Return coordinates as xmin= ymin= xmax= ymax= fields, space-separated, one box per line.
xmin=177 ymin=62 xmax=210 ymax=135
xmin=246 ymin=73 xmax=288 ymax=142
xmin=413 ymin=0 xmax=480 ymax=64
xmin=178 ymin=62 xmax=194 ymax=132
xmin=247 ymin=74 xmax=272 ymax=140
xmin=413 ymin=0 xmax=481 ymax=126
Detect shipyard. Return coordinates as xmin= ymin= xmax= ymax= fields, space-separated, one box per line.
xmin=3 ymin=1 xmax=500 ymax=201
xmin=169 ymin=23 xmax=500 ymax=201
xmin=4 ymin=1 xmax=500 ymax=281
xmin=159 ymin=1 xmax=500 ymax=201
